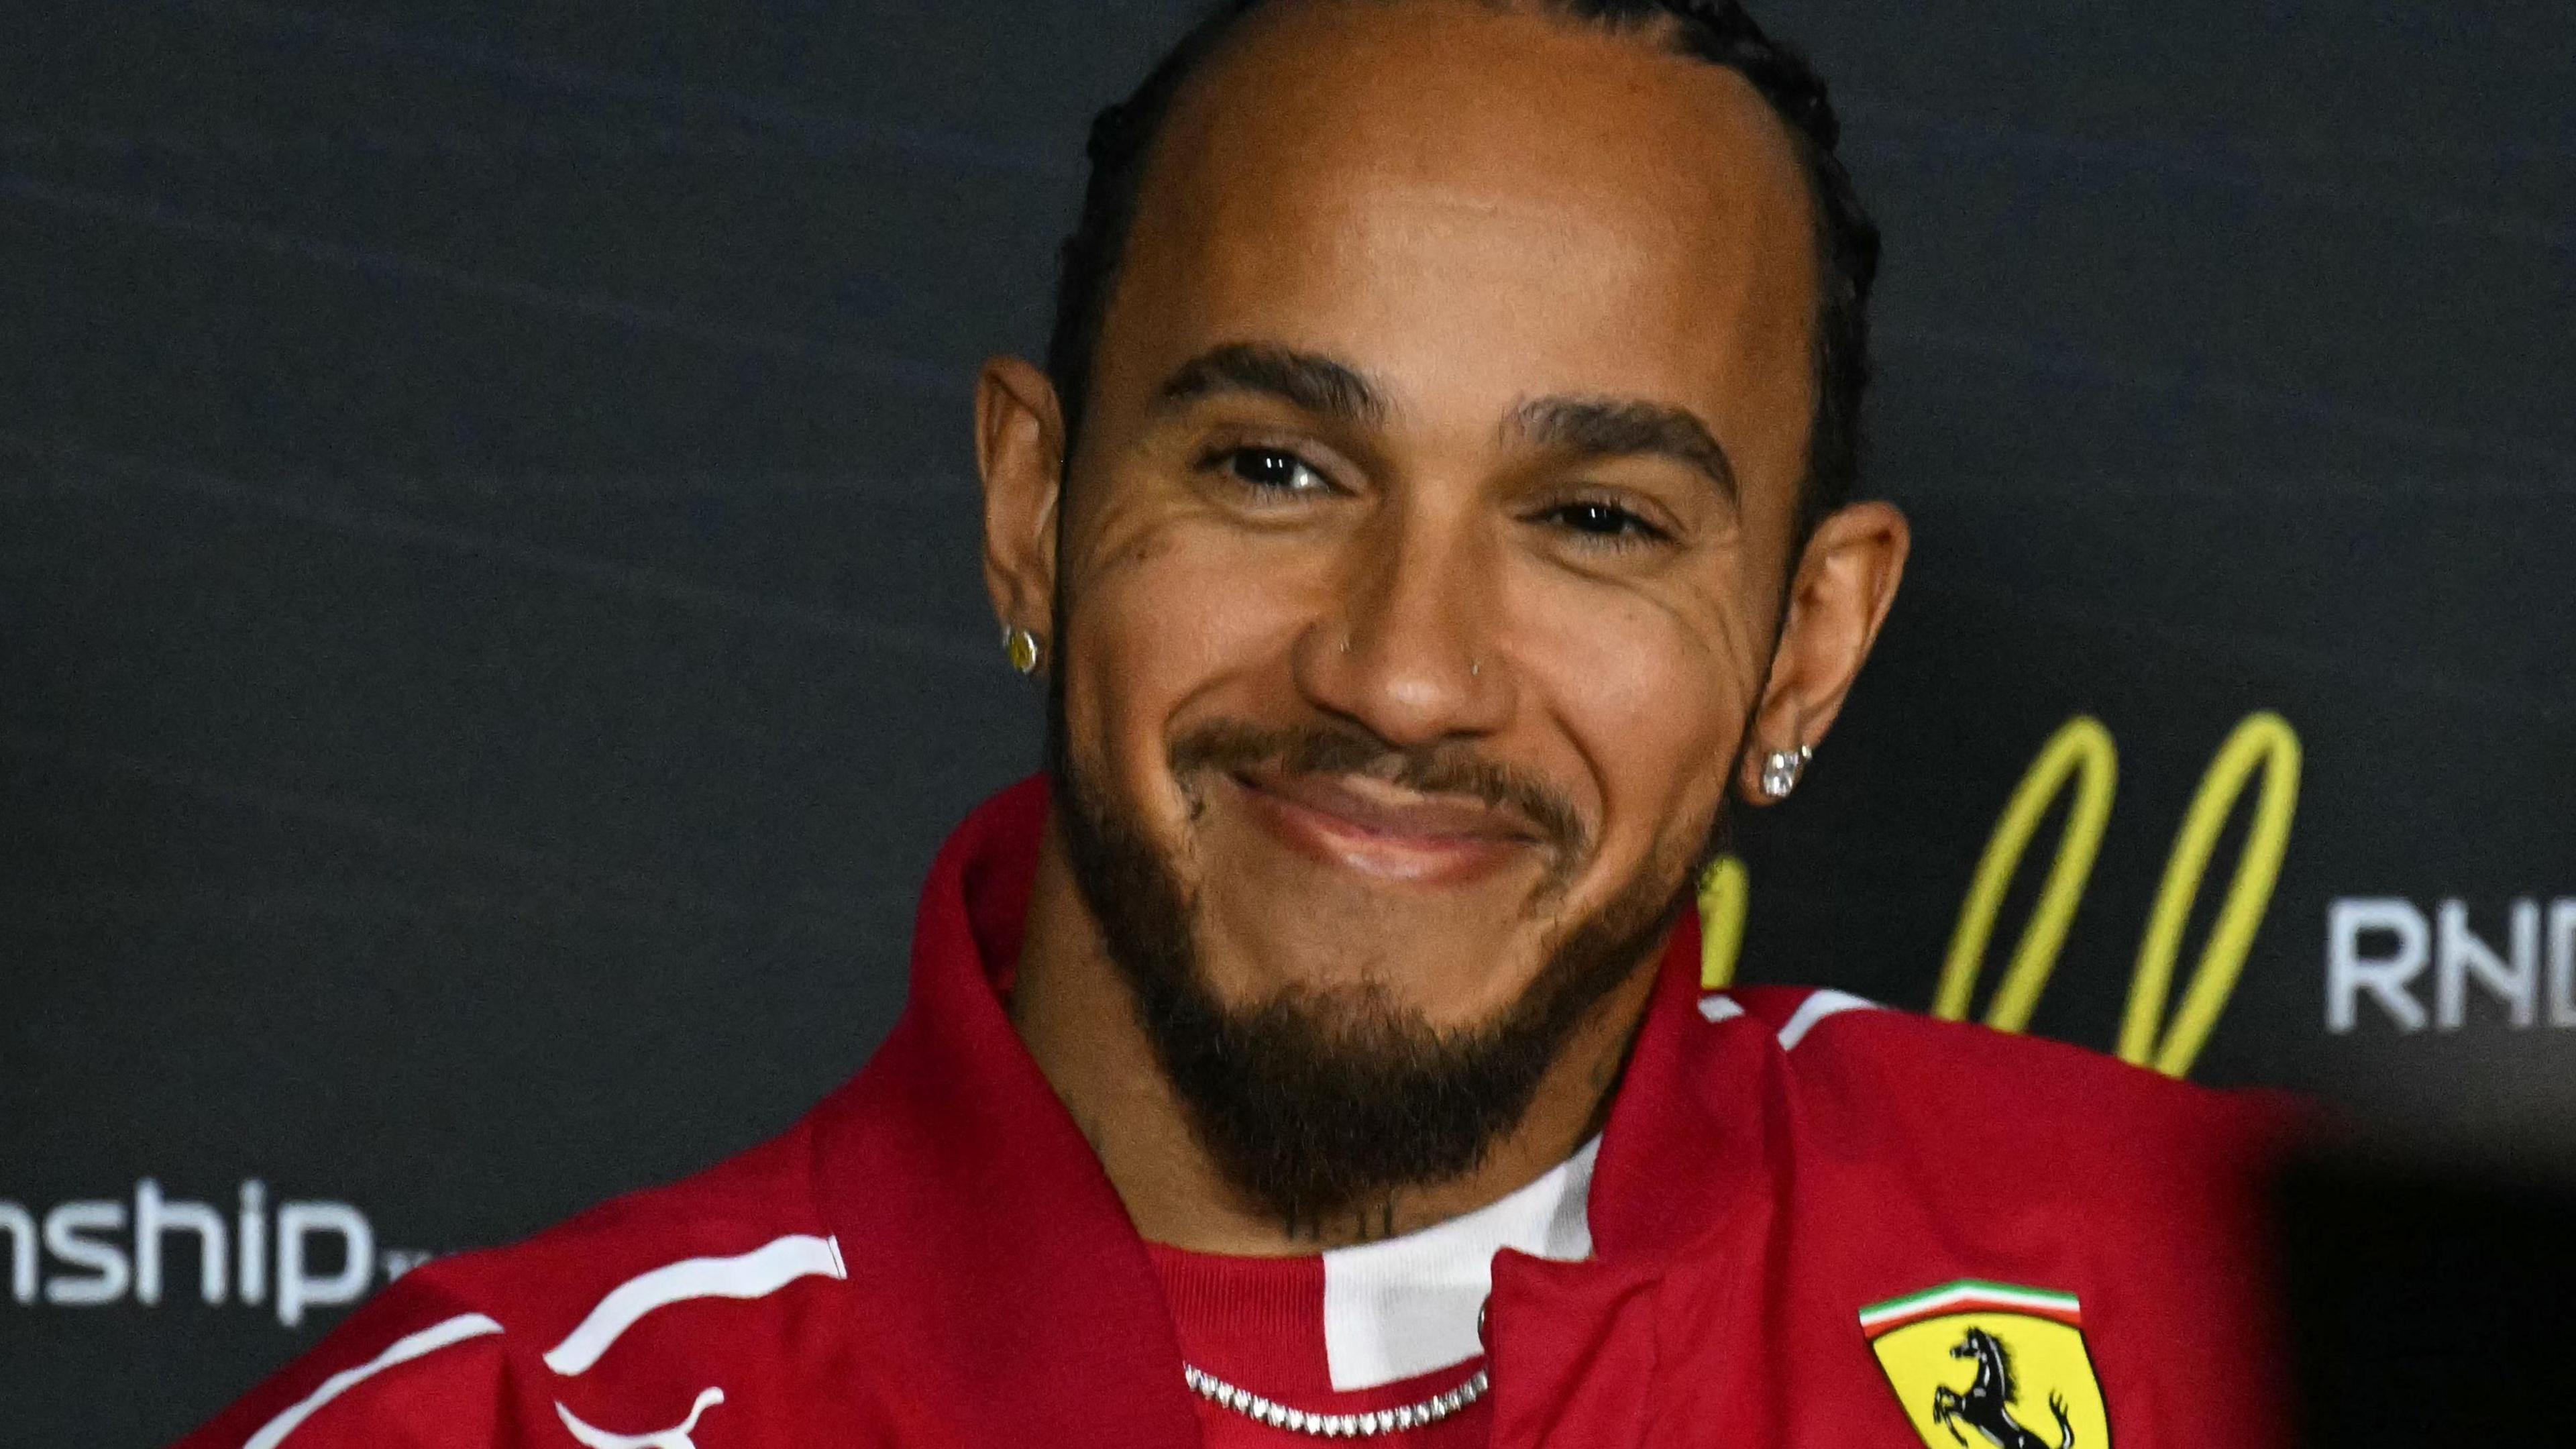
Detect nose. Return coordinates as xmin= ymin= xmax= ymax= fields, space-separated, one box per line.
xmin=1290 ymin=508 xmax=1514 ymax=748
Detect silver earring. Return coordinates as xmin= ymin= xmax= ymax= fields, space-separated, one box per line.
xmin=1758 ymin=744 xmax=1813 ymax=801
xmin=1004 ymin=626 xmax=1043 ymax=676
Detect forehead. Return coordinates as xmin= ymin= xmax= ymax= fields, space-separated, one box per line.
xmin=1095 ymin=0 xmax=1820 ymax=490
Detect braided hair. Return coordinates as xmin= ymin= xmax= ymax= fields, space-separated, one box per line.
xmin=1042 ymin=0 xmax=1881 ymax=539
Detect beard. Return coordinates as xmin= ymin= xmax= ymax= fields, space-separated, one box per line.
xmin=1044 ymin=676 xmax=1699 ymax=1232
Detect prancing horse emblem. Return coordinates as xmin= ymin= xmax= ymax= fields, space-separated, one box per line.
xmin=1931 ymin=1327 xmax=2073 ymax=1449
xmin=1860 ymin=1280 xmax=2109 ymax=1449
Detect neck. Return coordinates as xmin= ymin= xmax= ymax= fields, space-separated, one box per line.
xmin=1007 ymin=817 xmax=1662 ymax=1256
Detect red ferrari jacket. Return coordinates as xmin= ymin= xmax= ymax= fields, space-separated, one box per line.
xmin=179 ymin=777 xmax=2296 ymax=1449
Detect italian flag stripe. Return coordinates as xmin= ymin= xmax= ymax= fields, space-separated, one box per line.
xmin=1858 ymin=1279 xmax=2084 ymax=1332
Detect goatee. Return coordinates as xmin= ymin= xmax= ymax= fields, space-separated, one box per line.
xmin=1046 ymin=691 xmax=1693 ymax=1233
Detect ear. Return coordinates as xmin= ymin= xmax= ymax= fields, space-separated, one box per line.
xmin=975 ymin=356 xmax=1067 ymax=661
xmin=1735 ymin=500 xmax=1910 ymax=805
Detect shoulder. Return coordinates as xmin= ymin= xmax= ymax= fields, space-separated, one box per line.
xmin=1664 ymin=987 xmax=2307 ymax=1445
xmin=423 ymin=1110 xmax=843 ymax=1344
xmin=1707 ymin=983 xmax=2305 ymax=1185
xmin=176 ymin=1118 xmax=850 ymax=1449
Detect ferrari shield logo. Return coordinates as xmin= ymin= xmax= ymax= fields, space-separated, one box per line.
xmin=1860 ymin=1281 xmax=2110 ymax=1449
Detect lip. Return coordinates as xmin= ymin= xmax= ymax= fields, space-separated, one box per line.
xmin=1226 ymin=767 xmax=1540 ymax=886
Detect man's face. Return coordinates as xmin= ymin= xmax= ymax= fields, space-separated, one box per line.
xmin=978 ymin=0 xmax=1899 ymax=1220
xmin=1045 ymin=0 xmax=1823 ymax=1032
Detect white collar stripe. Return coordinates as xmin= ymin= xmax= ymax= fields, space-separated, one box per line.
xmin=1319 ymin=1138 xmax=1599 ymax=1391
xmin=1775 ymin=989 xmax=1878 ymax=1051
xmin=1697 ymin=993 xmax=1747 ymax=1022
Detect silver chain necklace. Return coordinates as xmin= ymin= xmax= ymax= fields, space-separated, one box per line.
xmin=1184 ymin=1361 xmax=1489 ymax=1438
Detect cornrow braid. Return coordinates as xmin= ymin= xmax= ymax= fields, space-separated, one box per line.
xmin=1045 ymin=0 xmax=1880 ymax=539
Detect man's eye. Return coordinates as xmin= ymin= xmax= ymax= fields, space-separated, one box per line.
xmin=1224 ymin=448 xmax=1330 ymax=495
xmin=1549 ymin=500 xmax=1666 ymax=542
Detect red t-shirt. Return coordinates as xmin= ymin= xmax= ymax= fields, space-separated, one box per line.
xmin=177 ymin=777 xmax=2301 ymax=1449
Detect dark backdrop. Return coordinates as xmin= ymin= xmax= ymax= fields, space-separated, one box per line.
xmin=3 ymin=1 xmax=2569 ymax=1440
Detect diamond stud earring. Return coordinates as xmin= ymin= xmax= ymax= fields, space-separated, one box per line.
xmin=1758 ymin=744 xmax=1814 ymax=801
xmin=1004 ymin=626 xmax=1044 ymax=676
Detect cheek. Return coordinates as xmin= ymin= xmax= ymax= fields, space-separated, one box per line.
xmin=1061 ymin=512 xmax=1327 ymax=822
xmin=1512 ymin=576 xmax=1748 ymax=861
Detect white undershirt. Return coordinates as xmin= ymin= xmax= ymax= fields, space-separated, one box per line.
xmin=1316 ymin=1136 xmax=1600 ymax=1391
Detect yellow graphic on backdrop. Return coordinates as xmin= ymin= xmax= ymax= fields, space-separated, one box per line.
xmin=1697 ymin=853 xmax=1749 ymax=991
xmin=2118 ymin=712 xmax=2301 ymax=1075
xmin=1694 ymin=711 xmax=2302 ymax=1077
xmin=1935 ymin=710 xmax=2300 ymax=1077
xmin=1861 ymin=1282 xmax=2109 ymax=1449
xmin=1935 ymin=716 xmax=2119 ymax=1034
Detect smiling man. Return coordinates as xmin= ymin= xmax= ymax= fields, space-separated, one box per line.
xmin=181 ymin=3 xmax=2295 ymax=1448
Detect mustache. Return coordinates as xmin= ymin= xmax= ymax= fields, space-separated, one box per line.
xmin=1167 ymin=720 xmax=1589 ymax=860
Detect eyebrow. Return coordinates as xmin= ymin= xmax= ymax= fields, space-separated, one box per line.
xmin=1153 ymin=343 xmax=1389 ymax=427
xmin=1505 ymin=396 xmax=1739 ymax=504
